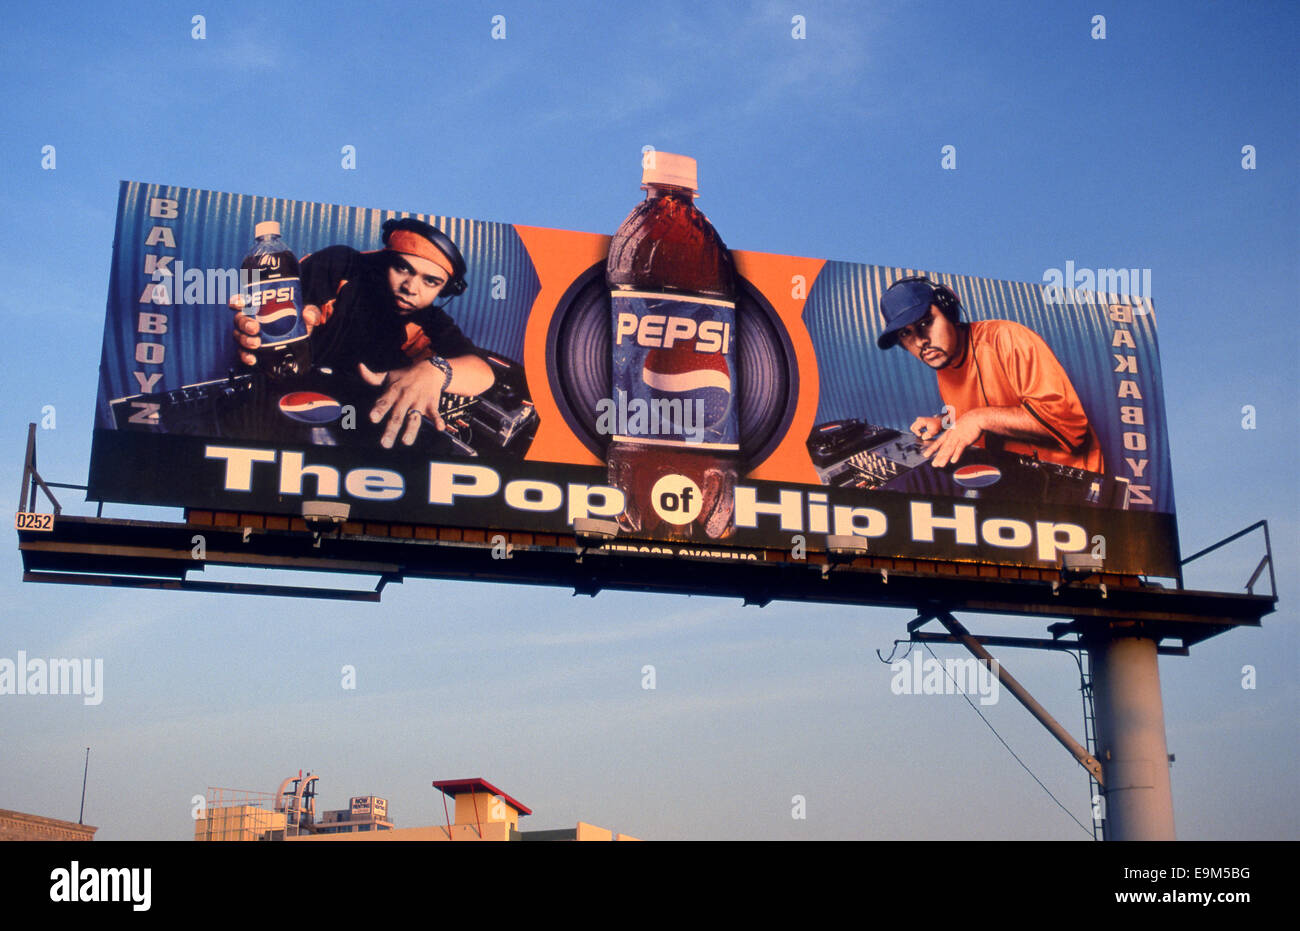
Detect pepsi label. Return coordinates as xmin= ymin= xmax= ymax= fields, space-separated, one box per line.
xmin=244 ymin=276 xmax=305 ymax=342
xmin=611 ymin=291 xmax=737 ymax=449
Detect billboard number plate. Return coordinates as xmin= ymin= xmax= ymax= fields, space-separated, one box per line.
xmin=15 ymin=512 xmax=54 ymax=532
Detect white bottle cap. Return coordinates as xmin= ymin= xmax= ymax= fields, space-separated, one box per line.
xmin=642 ymin=151 xmax=698 ymax=191
xmin=254 ymin=221 xmax=281 ymax=238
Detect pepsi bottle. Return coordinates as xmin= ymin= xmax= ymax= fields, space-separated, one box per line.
xmin=241 ymin=221 xmax=310 ymax=380
xmin=606 ymin=151 xmax=738 ymax=541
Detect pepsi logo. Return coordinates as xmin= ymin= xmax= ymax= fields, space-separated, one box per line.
xmin=247 ymin=284 xmax=301 ymax=338
xmin=952 ymin=464 xmax=1002 ymax=488
xmin=278 ymin=392 xmax=342 ymax=423
xmin=257 ymin=304 xmax=299 ymax=339
xmin=642 ymin=347 xmax=732 ymax=428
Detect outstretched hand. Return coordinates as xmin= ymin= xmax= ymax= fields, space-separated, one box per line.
xmin=359 ymin=361 xmax=447 ymax=449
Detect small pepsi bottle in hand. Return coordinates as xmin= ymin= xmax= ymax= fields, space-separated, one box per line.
xmin=241 ymin=221 xmax=310 ymax=379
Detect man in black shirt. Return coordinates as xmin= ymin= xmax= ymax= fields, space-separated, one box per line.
xmin=232 ymin=219 xmax=493 ymax=448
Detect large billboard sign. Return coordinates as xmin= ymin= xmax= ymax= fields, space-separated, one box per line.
xmin=88 ymin=181 xmax=1179 ymax=576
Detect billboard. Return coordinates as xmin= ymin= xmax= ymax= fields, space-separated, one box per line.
xmin=88 ymin=182 xmax=1179 ymax=576
xmin=349 ymin=797 xmax=386 ymax=817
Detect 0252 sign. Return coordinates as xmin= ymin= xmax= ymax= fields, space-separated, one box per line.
xmin=14 ymin=511 xmax=53 ymax=532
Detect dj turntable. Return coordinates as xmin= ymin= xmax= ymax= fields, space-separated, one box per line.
xmin=807 ymin=418 xmax=1129 ymax=509
xmin=109 ymin=351 xmax=539 ymax=459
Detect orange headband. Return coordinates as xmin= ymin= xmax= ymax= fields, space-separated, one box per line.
xmin=386 ymin=230 xmax=456 ymax=280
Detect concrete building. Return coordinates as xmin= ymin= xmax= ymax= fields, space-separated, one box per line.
xmin=193 ymin=803 xmax=285 ymax=842
xmin=315 ymin=796 xmax=394 ymax=835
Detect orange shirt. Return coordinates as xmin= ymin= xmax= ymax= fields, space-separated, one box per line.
xmin=935 ymin=320 xmax=1104 ymax=472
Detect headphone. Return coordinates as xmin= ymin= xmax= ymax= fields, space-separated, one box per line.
xmin=381 ymin=217 xmax=468 ymax=298
xmin=891 ymin=275 xmax=962 ymax=325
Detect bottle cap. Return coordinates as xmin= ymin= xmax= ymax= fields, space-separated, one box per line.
xmin=254 ymin=221 xmax=281 ymax=239
xmin=642 ymin=151 xmax=698 ymax=191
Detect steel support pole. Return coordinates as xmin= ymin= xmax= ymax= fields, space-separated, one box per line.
xmin=933 ymin=612 xmax=1103 ymax=784
xmin=1088 ymin=633 xmax=1176 ymax=840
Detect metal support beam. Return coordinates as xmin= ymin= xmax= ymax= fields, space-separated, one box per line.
xmin=17 ymin=423 xmax=62 ymax=516
xmin=929 ymin=612 xmax=1104 ymax=786
xmin=908 ymin=630 xmax=1189 ymax=657
xmin=16 ymin=515 xmax=1277 ymax=634
xmin=23 ymin=571 xmax=383 ymax=602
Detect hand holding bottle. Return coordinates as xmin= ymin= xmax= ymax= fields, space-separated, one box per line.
xmin=228 ymin=297 xmax=321 ymax=367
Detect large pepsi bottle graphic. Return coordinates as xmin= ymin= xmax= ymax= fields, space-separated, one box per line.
xmin=606 ymin=152 xmax=738 ymax=541
xmin=241 ymin=221 xmax=311 ymax=379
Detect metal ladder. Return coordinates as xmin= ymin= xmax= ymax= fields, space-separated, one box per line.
xmin=1079 ymin=649 xmax=1104 ymax=841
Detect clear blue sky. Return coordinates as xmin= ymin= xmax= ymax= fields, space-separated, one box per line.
xmin=0 ymin=0 xmax=1295 ymax=840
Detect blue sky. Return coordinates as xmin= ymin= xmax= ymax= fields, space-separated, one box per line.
xmin=0 ymin=0 xmax=1295 ymax=840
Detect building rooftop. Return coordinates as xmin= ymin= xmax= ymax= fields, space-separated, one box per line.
xmin=431 ymin=777 xmax=533 ymax=816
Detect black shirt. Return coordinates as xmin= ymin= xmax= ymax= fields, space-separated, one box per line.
xmin=301 ymin=245 xmax=476 ymax=374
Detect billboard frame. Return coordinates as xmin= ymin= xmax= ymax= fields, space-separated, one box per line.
xmin=20 ymin=426 xmax=1276 ymax=642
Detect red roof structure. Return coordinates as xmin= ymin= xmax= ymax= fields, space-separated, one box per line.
xmin=431 ymin=778 xmax=532 ymax=816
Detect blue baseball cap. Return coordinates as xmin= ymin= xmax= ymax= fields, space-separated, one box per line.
xmin=877 ymin=278 xmax=938 ymax=349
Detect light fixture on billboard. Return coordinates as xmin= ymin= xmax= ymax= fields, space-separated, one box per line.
xmin=574 ymin=518 xmax=620 ymax=543
xmin=302 ymin=500 xmax=351 ymax=530
xmin=1060 ymin=552 xmax=1108 ymax=598
xmin=1060 ymin=552 xmax=1104 ymax=579
xmin=823 ymin=534 xmax=869 ymax=578
xmin=573 ymin=518 xmax=620 ymax=562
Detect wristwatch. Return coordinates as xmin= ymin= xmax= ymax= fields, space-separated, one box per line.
xmin=427 ymin=355 xmax=453 ymax=393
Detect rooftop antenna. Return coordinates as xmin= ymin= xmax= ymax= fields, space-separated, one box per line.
xmin=78 ymin=747 xmax=89 ymax=824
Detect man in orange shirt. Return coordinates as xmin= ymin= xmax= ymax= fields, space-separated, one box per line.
xmin=877 ymin=276 xmax=1104 ymax=473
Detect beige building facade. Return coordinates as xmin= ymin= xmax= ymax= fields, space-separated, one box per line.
xmin=0 ymin=808 xmax=96 ymax=841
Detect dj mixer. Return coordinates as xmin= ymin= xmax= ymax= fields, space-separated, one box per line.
xmin=807 ymin=418 xmax=1129 ymax=509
